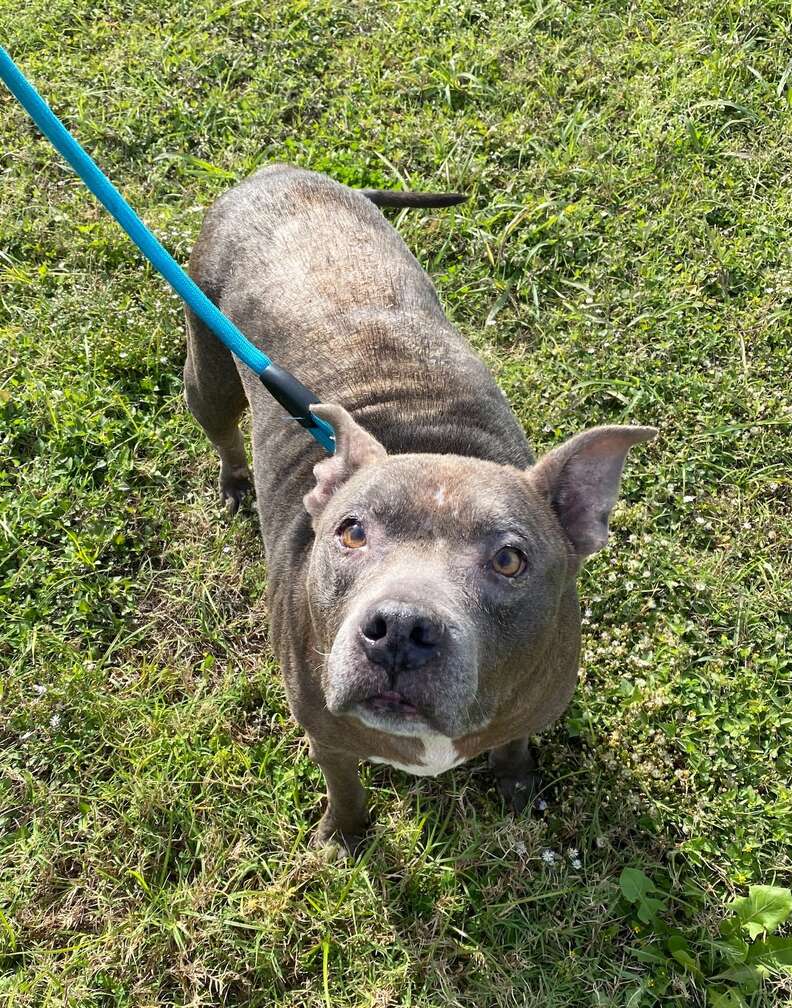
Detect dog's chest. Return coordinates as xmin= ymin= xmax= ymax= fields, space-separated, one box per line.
xmin=369 ymin=734 xmax=466 ymax=777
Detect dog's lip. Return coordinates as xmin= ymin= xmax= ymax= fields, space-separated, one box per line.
xmin=364 ymin=691 xmax=419 ymax=716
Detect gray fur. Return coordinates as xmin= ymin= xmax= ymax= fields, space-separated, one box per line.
xmin=184 ymin=164 xmax=656 ymax=850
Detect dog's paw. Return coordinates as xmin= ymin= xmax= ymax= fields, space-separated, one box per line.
xmin=219 ymin=465 xmax=254 ymax=516
xmin=488 ymin=742 xmax=542 ymax=815
xmin=494 ymin=770 xmax=542 ymax=815
xmin=312 ymin=810 xmax=369 ymax=857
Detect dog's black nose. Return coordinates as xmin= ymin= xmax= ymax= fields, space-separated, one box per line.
xmin=360 ymin=602 xmax=444 ymax=672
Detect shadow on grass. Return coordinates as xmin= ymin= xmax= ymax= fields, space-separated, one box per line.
xmin=295 ymin=744 xmax=681 ymax=1007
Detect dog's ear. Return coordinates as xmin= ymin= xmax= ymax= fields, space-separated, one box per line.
xmin=527 ymin=425 xmax=657 ymax=557
xmin=303 ymin=403 xmax=387 ymax=518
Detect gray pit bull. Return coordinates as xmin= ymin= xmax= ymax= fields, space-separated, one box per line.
xmin=184 ymin=164 xmax=656 ymax=850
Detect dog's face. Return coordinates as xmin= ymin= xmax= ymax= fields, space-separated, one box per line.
xmin=304 ymin=405 xmax=655 ymax=740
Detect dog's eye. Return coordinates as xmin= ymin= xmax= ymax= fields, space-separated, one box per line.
xmin=491 ymin=546 xmax=527 ymax=578
xmin=338 ymin=520 xmax=367 ymax=549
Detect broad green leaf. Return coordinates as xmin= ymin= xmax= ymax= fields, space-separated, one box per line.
xmin=619 ymin=868 xmax=667 ymax=924
xmin=747 ymin=936 xmax=792 ymax=975
xmin=716 ymin=915 xmax=750 ymax=963
xmin=667 ymin=934 xmax=703 ymax=978
xmin=619 ymin=868 xmax=657 ymax=903
xmin=637 ymin=895 xmax=666 ymax=924
xmin=729 ymin=885 xmax=792 ymax=939
xmin=623 ymin=984 xmax=648 ymax=1008
xmin=708 ymin=990 xmax=747 ymax=1008
xmin=711 ymin=963 xmax=762 ymax=993
xmin=711 ymin=934 xmax=750 ymax=964
xmin=629 ymin=946 xmax=667 ymax=966
xmin=718 ymin=916 xmax=743 ymax=939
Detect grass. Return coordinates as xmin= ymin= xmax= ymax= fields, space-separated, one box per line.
xmin=0 ymin=0 xmax=790 ymax=1004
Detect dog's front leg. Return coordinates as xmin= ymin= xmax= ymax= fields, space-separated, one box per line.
xmin=488 ymin=737 xmax=542 ymax=814
xmin=309 ymin=740 xmax=369 ymax=852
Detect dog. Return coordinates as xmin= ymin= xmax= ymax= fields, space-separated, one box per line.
xmin=184 ymin=164 xmax=656 ymax=849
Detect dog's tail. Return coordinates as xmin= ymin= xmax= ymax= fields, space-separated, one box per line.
xmin=359 ymin=189 xmax=467 ymax=209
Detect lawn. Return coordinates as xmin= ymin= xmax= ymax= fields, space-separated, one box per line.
xmin=1 ymin=0 xmax=790 ymax=1005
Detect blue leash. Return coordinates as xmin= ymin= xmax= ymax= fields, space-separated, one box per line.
xmin=0 ymin=46 xmax=336 ymax=454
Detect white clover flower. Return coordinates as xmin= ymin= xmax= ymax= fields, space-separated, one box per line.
xmin=541 ymin=849 xmax=558 ymax=864
xmin=50 ymin=713 xmax=61 ymax=728
xmin=571 ymin=858 xmax=582 ymax=869
xmin=513 ymin=841 xmax=527 ymax=856
xmin=31 ymin=684 xmax=47 ymax=696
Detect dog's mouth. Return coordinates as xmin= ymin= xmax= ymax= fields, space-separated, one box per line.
xmin=364 ymin=690 xmax=419 ymax=717
xmin=325 ymin=620 xmax=480 ymax=737
xmin=347 ymin=690 xmax=430 ymax=735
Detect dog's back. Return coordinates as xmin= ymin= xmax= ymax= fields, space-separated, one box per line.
xmin=191 ymin=164 xmax=443 ymax=333
xmin=185 ymin=165 xmax=531 ymax=567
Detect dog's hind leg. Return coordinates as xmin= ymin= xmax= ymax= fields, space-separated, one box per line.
xmin=184 ymin=308 xmax=253 ymax=514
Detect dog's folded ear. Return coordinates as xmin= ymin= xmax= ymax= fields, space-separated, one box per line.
xmin=303 ymin=404 xmax=387 ymax=518
xmin=527 ymin=425 xmax=657 ymax=557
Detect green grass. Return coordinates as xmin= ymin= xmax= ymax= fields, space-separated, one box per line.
xmin=1 ymin=0 xmax=790 ymax=1004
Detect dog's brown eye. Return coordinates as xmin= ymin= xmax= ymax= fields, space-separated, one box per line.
xmin=492 ymin=546 xmax=526 ymax=578
xmin=339 ymin=521 xmax=367 ymax=549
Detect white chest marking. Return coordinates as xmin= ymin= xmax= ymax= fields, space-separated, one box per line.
xmin=433 ymin=485 xmax=446 ymax=506
xmin=369 ymin=734 xmax=466 ymax=777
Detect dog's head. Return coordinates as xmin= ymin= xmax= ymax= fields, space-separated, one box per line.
xmin=304 ymin=404 xmax=655 ymax=740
